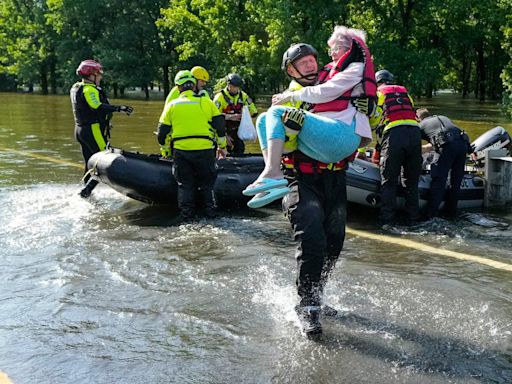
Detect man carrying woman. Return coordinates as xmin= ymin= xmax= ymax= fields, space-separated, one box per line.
xmin=244 ymin=26 xmax=375 ymax=336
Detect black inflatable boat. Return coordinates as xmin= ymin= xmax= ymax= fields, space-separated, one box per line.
xmin=87 ymin=150 xmax=262 ymax=207
xmin=86 ymin=126 xmax=511 ymax=209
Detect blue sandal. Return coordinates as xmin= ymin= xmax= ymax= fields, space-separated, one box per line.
xmin=242 ymin=178 xmax=288 ymax=196
xmin=247 ymin=187 xmax=291 ymax=209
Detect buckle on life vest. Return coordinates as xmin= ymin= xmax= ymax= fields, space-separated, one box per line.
xmin=282 ymin=152 xmax=349 ymax=174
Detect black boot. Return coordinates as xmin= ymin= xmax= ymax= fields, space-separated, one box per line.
xmin=321 ymin=305 xmax=338 ymax=317
xmin=79 ymin=179 xmax=98 ymax=198
xmin=295 ymin=305 xmax=322 ymax=337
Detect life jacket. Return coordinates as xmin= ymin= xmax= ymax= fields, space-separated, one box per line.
xmin=313 ymin=37 xmax=377 ymax=114
xmin=282 ymin=151 xmax=356 ymax=174
xmin=378 ymin=85 xmax=417 ymax=122
xmin=163 ymin=90 xmax=217 ymax=151
xmin=220 ymin=89 xmax=244 ymax=114
xmin=70 ymin=81 xmax=111 ymax=128
xmin=286 ymin=80 xmax=314 ymax=111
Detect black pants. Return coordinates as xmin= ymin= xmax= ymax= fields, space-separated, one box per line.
xmin=379 ymin=125 xmax=422 ymax=223
xmin=227 ymin=125 xmax=245 ymax=156
xmin=75 ymin=123 xmax=107 ymax=184
xmin=282 ymin=170 xmax=347 ymax=307
xmin=428 ymin=139 xmax=468 ymax=218
xmin=172 ymin=148 xmax=217 ymax=218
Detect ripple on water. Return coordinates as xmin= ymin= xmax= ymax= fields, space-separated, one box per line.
xmin=1 ymin=182 xmax=511 ymax=383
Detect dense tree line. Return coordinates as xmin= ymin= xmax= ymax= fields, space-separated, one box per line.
xmin=0 ymin=0 xmax=511 ymax=112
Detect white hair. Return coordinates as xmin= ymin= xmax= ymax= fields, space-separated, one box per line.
xmin=327 ymin=26 xmax=367 ymax=51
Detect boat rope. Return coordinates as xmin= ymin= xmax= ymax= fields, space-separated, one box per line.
xmin=346 ymin=227 xmax=512 ymax=273
xmin=80 ymin=149 xmax=110 ymax=182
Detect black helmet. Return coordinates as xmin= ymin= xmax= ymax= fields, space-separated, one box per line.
xmin=375 ymin=69 xmax=394 ymax=85
xmin=227 ymin=73 xmax=243 ymax=87
xmin=281 ymin=43 xmax=318 ymax=71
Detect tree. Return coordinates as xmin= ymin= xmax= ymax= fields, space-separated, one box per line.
xmin=501 ymin=2 xmax=512 ymax=116
xmin=0 ymin=0 xmax=510 ymax=105
xmin=0 ymin=0 xmax=59 ymax=93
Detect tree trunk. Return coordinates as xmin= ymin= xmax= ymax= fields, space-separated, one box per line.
xmin=144 ymin=84 xmax=149 ymax=100
xmin=162 ymin=65 xmax=170 ymax=99
xmin=487 ymin=47 xmax=500 ymax=100
xmin=398 ymin=0 xmax=415 ymax=44
xmin=40 ymin=63 xmax=48 ymax=95
xmin=113 ymin=83 xmax=118 ymax=98
xmin=425 ymin=82 xmax=433 ymax=98
xmin=461 ymin=55 xmax=469 ymax=98
xmin=50 ymin=58 xmax=57 ymax=94
xmin=476 ymin=42 xmax=485 ymax=102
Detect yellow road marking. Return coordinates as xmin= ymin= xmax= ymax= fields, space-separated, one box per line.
xmin=347 ymin=227 xmax=512 ymax=272
xmin=0 ymin=371 xmax=13 ymax=384
xmin=0 ymin=146 xmax=83 ymax=169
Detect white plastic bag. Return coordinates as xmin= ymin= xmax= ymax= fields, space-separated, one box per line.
xmin=237 ymin=106 xmax=257 ymax=142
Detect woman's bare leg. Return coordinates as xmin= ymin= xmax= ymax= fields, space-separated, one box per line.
xmin=257 ymin=138 xmax=285 ymax=180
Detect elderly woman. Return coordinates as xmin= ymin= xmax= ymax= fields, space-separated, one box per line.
xmin=244 ymin=26 xmax=374 ymax=208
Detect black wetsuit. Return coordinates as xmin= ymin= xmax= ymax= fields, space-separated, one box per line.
xmin=70 ymin=81 xmax=116 ymax=182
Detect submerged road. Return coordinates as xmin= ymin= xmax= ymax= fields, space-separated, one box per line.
xmin=2 ymin=146 xmax=511 ymax=273
xmin=1 ymin=93 xmax=511 ymax=383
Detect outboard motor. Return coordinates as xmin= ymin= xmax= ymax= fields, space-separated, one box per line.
xmin=471 ymin=126 xmax=511 ymax=161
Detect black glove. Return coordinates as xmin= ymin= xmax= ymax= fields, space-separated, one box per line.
xmin=117 ymin=105 xmax=134 ymax=115
xmin=282 ymin=108 xmax=306 ymax=131
xmin=351 ymin=97 xmax=376 ymax=116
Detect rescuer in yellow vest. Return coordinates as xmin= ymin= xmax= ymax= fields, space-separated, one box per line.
xmin=370 ymin=69 xmax=422 ymax=225
xmin=161 ymin=66 xmax=211 ymax=157
xmin=157 ymin=70 xmax=227 ymax=220
xmin=213 ymin=73 xmax=258 ymax=156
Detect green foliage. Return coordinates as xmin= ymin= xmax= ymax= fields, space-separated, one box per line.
xmin=0 ymin=0 xmax=510 ymax=109
xmin=501 ymin=1 xmax=512 ymax=116
xmin=0 ymin=0 xmax=56 ymax=91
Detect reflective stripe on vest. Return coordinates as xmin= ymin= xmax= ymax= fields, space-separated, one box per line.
xmin=285 ymin=80 xmax=314 ymax=110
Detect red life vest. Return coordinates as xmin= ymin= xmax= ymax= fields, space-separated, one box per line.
xmin=313 ymin=37 xmax=377 ymax=114
xmin=282 ymin=151 xmax=356 ymax=174
xmin=378 ymin=85 xmax=417 ymax=122
xmin=220 ymin=89 xmax=244 ymax=114
xmin=220 ymin=89 xmax=246 ymax=130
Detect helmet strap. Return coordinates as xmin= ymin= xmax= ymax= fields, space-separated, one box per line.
xmin=85 ymin=72 xmax=100 ymax=85
xmin=289 ymin=62 xmax=317 ymax=86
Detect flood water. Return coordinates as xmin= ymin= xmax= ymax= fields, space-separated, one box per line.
xmin=0 ymin=92 xmax=511 ymax=383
